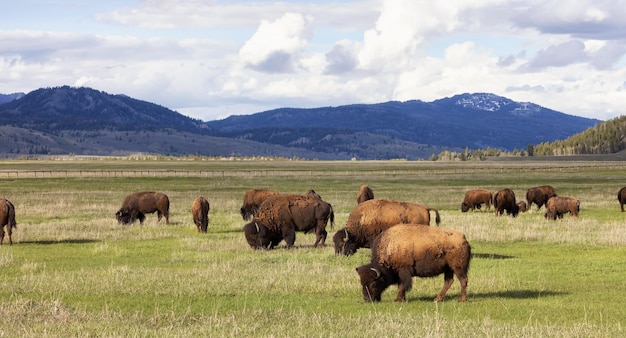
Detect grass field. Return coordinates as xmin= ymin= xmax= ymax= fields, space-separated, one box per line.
xmin=0 ymin=158 xmax=625 ymax=337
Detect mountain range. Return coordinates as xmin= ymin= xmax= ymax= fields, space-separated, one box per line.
xmin=0 ymin=86 xmax=601 ymax=159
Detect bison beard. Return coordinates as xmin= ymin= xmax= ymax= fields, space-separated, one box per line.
xmin=355 ymin=224 xmax=471 ymax=303
xmin=0 ymin=198 xmax=17 ymax=246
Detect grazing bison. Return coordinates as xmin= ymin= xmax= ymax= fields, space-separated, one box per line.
xmin=192 ymin=196 xmax=210 ymax=233
xmin=116 ymin=192 xmax=170 ymax=225
xmin=0 ymin=198 xmax=17 ymax=246
xmin=544 ymin=196 xmax=580 ymax=220
xmin=355 ymin=224 xmax=471 ymax=303
xmin=517 ymin=201 xmax=528 ymax=213
xmin=356 ymin=185 xmax=375 ymax=204
xmin=333 ymin=199 xmax=441 ymax=256
xmin=493 ymin=188 xmax=519 ymax=217
xmin=461 ymin=189 xmax=492 ymax=212
xmin=618 ymin=187 xmax=626 ymax=212
xmin=249 ymin=194 xmax=334 ymax=249
xmin=240 ymin=189 xmax=279 ymax=221
xmin=243 ymin=221 xmax=283 ymax=250
xmin=526 ymin=185 xmax=557 ymax=211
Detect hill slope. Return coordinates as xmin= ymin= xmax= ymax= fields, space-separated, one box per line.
xmin=0 ymin=87 xmax=603 ymax=159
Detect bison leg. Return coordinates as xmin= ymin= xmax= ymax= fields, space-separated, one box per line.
xmin=313 ymin=228 xmax=327 ymax=247
xmin=395 ymin=269 xmax=413 ymax=302
xmin=0 ymin=227 xmax=4 ymax=245
xmin=434 ymin=270 xmax=455 ymax=302
xmin=283 ymin=229 xmax=296 ymax=248
xmin=456 ymin=273 xmax=469 ymax=302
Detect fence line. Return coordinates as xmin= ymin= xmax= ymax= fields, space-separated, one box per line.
xmin=2 ymin=164 xmax=626 ymax=179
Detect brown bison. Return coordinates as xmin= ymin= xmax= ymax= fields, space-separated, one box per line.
xmin=240 ymin=189 xmax=279 ymax=221
xmin=461 ymin=189 xmax=492 ymax=212
xmin=333 ymin=199 xmax=441 ymax=256
xmin=544 ymin=196 xmax=580 ymax=220
xmin=116 ymin=192 xmax=170 ymax=225
xmin=248 ymin=194 xmax=334 ymax=249
xmin=0 ymin=198 xmax=17 ymax=246
xmin=526 ymin=185 xmax=557 ymax=211
xmin=517 ymin=201 xmax=528 ymax=213
xmin=192 ymin=196 xmax=210 ymax=233
xmin=493 ymin=188 xmax=519 ymax=217
xmin=618 ymin=187 xmax=626 ymax=212
xmin=356 ymin=185 xmax=375 ymax=204
xmin=355 ymin=224 xmax=471 ymax=303
xmin=243 ymin=221 xmax=283 ymax=250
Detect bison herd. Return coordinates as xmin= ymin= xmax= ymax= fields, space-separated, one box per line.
xmin=1 ymin=182 xmax=624 ymax=305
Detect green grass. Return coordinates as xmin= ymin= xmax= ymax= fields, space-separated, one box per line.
xmin=1 ymin=158 xmax=625 ymax=336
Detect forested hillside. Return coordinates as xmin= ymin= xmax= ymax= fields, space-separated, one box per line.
xmin=532 ymin=115 xmax=626 ymax=156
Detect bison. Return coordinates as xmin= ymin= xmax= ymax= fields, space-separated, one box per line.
xmin=544 ymin=196 xmax=580 ymax=220
xmin=618 ymin=187 xmax=626 ymax=212
xmin=116 ymin=191 xmax=170 ymax=225
xmin=192 ymin=196 xmax=210 ymax=233
xmin=526 ymin=185 xmax=557 ymax=211
xmin=461 ymin=189 xmax=492 ymax=212
xmin=240 ymin=189 xmax=279 ymax=221
xmin=355 ymin=224 xmax=471 ymax=303
xmin=333 ymin=199 xmax=441 ymax=256
xmin=356 ymin=185 xmax=375 ymax=204
xmin=0 ymin=198 xmax=17 ymax=246
xmin=243 ymin=221 xmax=283 ymax=250
xmin=517 ymin=201 xmax=528 ymax=213
xmin=248 ymin=194 xmax=334 ymax=249
xmin=493 ymin=188 xmax=519 ymax=217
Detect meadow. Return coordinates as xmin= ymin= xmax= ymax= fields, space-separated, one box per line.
xmin=0 ymin=158 xmax=625 ymax=337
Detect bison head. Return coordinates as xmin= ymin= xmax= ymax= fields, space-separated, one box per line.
xmin=333 ymin=228 xmax=358 ymax=256
xmin=243 ymin=221 xmax=282 ymax=249
xmin=116 ymin=209 xmax=131 ymax=224
xmin=460 ymin=202 xmax=470 ymax=212
xmin=355 ymin=263 xmax=392 ymax=302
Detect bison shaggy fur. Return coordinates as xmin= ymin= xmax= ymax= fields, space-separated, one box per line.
xmin=493 ymin=188 xmax=519 ymax=217
xmin=355 ymin=224 xmax=471 ymax=303
xmin=356 ymin=185 xmax=375 ymax=204
xmin=526 ymin=185 xmax=557 ymax=211
xmin=333 ymin=199 xmax=441 ymax=256
xmin=461 ymin=189 xmax=492 ymax=212
xmin=544 ymin=196 xmax=580 ymax=220
xmin=250 ymin=194 xmax=334 ymax=249
xmin=618 ymin=187 xmax=626 ymax=212
xmin=192 ymin=196 xmax=210 ymax=233
xmin=0 ymin=198 xmax=17 ymax=246
xmin=243 ymin=221 xmax=284 ymax=249
xmin=240 ymin=189 xmax=279 ymax=221
xmin=116 ymin=191 xmax=170 ymax=225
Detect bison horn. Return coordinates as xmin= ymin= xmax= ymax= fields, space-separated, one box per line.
xmin=343 ymin=228 xmax=349 ymax=242
xmin=254 ymin=222 xmax=260 ymax=233
xmin=370 ymin=267 xmax=381 ymax=279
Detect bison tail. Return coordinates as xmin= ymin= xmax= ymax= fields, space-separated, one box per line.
xmin=428 ymin=208 xmax=441 ymax=226
xmin=329 ymin=204 xmax=335 ymax=229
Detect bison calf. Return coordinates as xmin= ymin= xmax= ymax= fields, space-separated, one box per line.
xmin=544 ymin=196 xmax=580 ymax=220
xmin=116 ymin=191 xmax=170 ymax=225
xmin=0 ymin=198 xmax=17 ymax=246
xmin=192 ymin=196 xmax=210 ymax=233
xmin=461 ymin=189 xmax=492 ymax=212
xmin=356 ymin=224 xmax=471 ymax=303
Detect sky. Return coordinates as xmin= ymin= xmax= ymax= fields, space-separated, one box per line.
xmin=1 ymin=0 xmax=626 ymax=122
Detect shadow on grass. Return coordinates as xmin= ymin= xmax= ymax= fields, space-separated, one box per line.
xmin=472 ymin=252 xmax=516 ymax=259
xmin=17 ymin=239 xmax=101 ymax=245
xmin=409 ymin=289 xmax=568 ymax=302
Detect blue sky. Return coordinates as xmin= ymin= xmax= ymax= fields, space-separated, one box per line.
xmin=1 ymin=0 xmax=626 ymax=121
